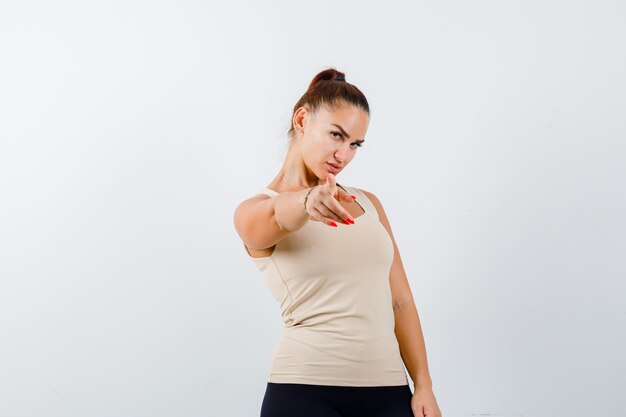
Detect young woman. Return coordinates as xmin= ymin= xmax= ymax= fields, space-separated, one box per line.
xmin=234 ymin=68 xmax=442 ymax=417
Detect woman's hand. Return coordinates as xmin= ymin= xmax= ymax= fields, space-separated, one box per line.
xmin=411 ymin=387 xmax=442 ymax=417
xmin=305 ymin=173 xmax=356 ymax=227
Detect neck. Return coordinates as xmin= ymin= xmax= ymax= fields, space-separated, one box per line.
xmin=270 ymin=143 xmax=324 ymax=191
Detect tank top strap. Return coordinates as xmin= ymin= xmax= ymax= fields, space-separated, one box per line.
xmin=339 ymin=185 xmax=378 ymax=221
xmin=256 ymin=187 xmax=279 ymax=198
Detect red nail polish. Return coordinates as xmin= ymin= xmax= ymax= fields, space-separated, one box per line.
xmin=347 ymin=218 xmax=355 ymax=224
xmin=351 ymin=195 xmax=357 ymax=200
xmin=329 ymin=221 xmax=338 ymax=227
xmin=341 ymin=219 xmax=351 ymax=225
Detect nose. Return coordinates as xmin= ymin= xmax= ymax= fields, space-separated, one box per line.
xmin=335 ymin=148 xmax=348 ymax=164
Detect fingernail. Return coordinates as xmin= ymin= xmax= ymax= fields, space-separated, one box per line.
xmin=329 ymin=221 xmax=338 ymax=227
xmin=347 ymin=217 xmax=355 ymax=224
xmin=341 ymin=219 xmax=351 ymax=225
xmin=351 ymin=195 xmax=357 ymax=200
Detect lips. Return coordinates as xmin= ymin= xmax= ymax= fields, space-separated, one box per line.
xmin=326 ymin=162 xmax=341 ymax=174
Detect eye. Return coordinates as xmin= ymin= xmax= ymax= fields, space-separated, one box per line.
xmin=332 ymin=131 xmax=362 ymax=149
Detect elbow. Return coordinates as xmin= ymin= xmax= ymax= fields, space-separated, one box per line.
xmin=392 ymin=297 xmax=414 ymax=313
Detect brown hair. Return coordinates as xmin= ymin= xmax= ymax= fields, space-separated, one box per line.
xmin=287 ymin=67 xmax=370 ymax=143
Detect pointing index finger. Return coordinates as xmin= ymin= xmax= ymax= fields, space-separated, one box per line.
xmin=326 ymin=173 xmax=337 ymax=196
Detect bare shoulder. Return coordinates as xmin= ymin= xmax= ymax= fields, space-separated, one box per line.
xmin=235 ymin=192 xmax=271 ymax=211
xmin=355 ymin=188 xmax=397 ymax=240
xmin=233 ymin=191 xmax=284 ymax=254
xmin=355 ymin=188 xmax=391 ymax=223
xmin=233 ymin=192 xmax=273 ymax=232
xmin=243 ymin=191 xmax=273 ymax=203
xmin=355 ymin=188 xmax=385 ymax=212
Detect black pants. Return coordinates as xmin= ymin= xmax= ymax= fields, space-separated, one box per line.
xmin=260 ymin=382 xmax=414 ymax=417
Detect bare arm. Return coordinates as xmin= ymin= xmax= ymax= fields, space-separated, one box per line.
xmin=361 ymin=189 xmax=434 ymax=390
xmin=233 ymin=189 xmax=310 ymax=251
xmin=234 ymin=174 xmax=356 ymax=251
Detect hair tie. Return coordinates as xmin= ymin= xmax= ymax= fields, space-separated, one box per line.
xmin=332 ymin=75 xmax=345 ymax=81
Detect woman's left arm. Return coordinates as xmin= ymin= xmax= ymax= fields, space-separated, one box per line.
xmin=361 ymin=189 xmax=442 ymax=417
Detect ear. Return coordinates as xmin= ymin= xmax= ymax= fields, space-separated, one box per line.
xmin=292 ymin=106 xmax=309 ymax=133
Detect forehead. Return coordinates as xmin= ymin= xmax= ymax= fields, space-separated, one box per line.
xmin=313 ymin=103 xmax=369 ymax=123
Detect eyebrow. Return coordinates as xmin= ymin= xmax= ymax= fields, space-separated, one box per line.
xmin=331 ymin=123 xmax=365 ymax=143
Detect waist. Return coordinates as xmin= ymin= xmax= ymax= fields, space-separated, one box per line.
xmin=267 ymin=327 xmax=408 ymax=386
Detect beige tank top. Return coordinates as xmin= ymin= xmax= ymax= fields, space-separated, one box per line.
xmin=246 ymin=185 xmax=409 ymax=386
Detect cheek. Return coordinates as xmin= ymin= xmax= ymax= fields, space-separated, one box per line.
xmin=313 ymin=138 xmax=333 ymax=154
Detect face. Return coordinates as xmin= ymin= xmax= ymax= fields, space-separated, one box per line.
xmin=294 ymin=102 xmax=369 ymax=179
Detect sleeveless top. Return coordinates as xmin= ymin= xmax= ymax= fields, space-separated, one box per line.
xmin=245 ymin=185 xmax=409 ymax=387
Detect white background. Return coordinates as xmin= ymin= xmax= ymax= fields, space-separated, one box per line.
xmin=1 ymin=1 xmax=625 ymax=416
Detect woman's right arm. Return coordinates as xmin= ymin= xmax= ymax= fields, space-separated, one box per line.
xmin=234 ymin=175 xmax=355 ymax=250
xmin=233 ymin=189 xmax=311 ymax=251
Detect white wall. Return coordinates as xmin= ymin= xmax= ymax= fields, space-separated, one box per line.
xmin=1 ymin=1 xmax=624 ymax=416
